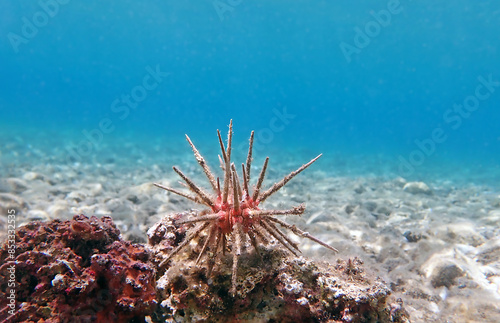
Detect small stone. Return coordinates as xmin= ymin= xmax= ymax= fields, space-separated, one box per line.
xmin=0 ymin=179 xmax=12 ymax=193
xmin=128 ymin=183 xmax=156 ymax=196
xmin=127 ymin=194 xmax=140 ymax=204
xmin=431 ymin=264 xmax=464 ymax=288
xmin=437 ymin=222 xmax=485 ymax=246
xmin=403 ymin=231 xmax=422 ymax=243
xmin=476 ymin=240 xmax=500 ymax=265
xmin=376 ymin=205 xmax=392 ymax=216
xmin=47 ymin=202 xmax=69 ymax=218
xmin=26 ymin=210 xmax=50 ymax=221
xmin=66 ymin=191 xmax=86 ymax=203
xmin=354 ymin=184 xmax=366 ymax=194
xmin=484 ymin=210 xmax=500 ymax=225
xmin=403 ymin=182 xmax=432 ymax=195
xmin=363 ymin=201 xmax=377 ymax=212
xmin=22 ymin=171 xmax=44 ymax=181
xmin=0 ymin=193 xmax=28 ymax=213
xmin=344 ymin=204 xmax=356 ymax=214
xmin=7 ymin=178 xmax=29 ymax=193
xmin=88 ymin=183 xmax=103 ymax=195
xmin=393 ymin=177 xmax=407 ymax=188
xmin=491 ymin=196 xmax=500 ymax=208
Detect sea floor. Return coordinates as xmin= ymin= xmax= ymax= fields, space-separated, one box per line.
xmin=1 ymin=130 xmax=499 ymax=322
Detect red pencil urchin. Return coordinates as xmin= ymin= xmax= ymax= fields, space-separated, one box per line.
xmin=154 ymin=120 xmax=338 ymax=295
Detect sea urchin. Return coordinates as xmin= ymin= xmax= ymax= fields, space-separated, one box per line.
xmin=154 ymin=120 xmax=338 ymax=295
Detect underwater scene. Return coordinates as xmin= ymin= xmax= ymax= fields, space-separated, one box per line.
xmin=1 ymin=1 xmax=499 ymax=322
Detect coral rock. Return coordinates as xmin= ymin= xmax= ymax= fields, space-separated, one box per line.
xmin=148 ymin=215 xmax=409 ymax=323
xmin=0 ymin=214 xmax=157 ymax=322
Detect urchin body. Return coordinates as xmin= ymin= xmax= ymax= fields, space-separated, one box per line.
xmin=154 ymin=120 xmax=337 ymax=295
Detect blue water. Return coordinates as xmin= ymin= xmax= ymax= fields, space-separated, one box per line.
xmin=1 ymin=1 xmax=499 ymax=184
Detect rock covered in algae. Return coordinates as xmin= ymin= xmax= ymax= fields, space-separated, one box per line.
xmin=0 ymin=214 xmax=157 ymax=322
xmin=147 ymin=214 xmax=410 ymax=322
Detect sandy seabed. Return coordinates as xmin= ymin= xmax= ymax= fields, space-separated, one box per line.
xmin=1 ymin=133 xmax=499 ymax=322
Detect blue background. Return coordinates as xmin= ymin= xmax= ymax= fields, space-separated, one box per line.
xmin=1 ymin=0 xmax=499 ymax=181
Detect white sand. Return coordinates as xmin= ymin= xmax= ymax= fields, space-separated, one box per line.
xmin=1 ymin=131 xmax=499 ymax=322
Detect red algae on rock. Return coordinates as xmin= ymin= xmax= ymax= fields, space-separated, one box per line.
xmin=0 ymin=214 xmax=157 ymax=322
